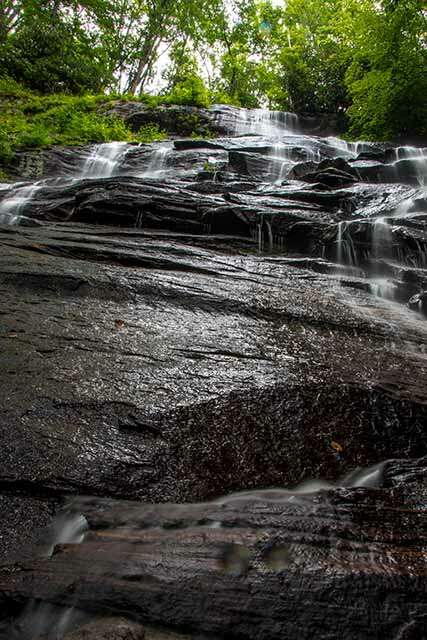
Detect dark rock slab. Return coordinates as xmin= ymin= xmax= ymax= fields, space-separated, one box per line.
xmin=301 ymin=167 xmax=358 ymax=189
xmin=1 ymin=455 xmax=426 ymax=639
xmin=63 ymin=618 xmax=145 ymax=639
xmin=5 ymin=147 xmax=91 ymax=180
xmin=228 ymin=150 xmax=283 ymax=180
xmin=0 ymin=225 xmax=427 ymax=516
xmin=408 ymin=291 xmax=427 ymax=316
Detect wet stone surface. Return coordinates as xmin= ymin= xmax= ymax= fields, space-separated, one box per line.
xmin=0 ymin=105 xmax=426 ymax=639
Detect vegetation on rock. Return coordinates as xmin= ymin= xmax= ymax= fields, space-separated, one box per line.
xmin=0 ymin=1 xmax=425 ymax=142
xmin=0 ymin=79 xmax=167 ymax=161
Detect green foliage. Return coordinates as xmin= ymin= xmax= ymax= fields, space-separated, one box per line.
xmin=203 ymin=161 xmax=217 ymax=173
xmin=162 ymin=49 xmax=210 ymax=108
xmin=134 ymin=123 xmax=167 ymax=143
xmin=166 ymin=74 xmax=210 ymax=108
xmin=0 ymin=1 xmax=424 ymax=142
xmin=0 ymin=80 xmax=138 ymax=161
xmin=0 ymin=10 xmax=111 ymax=94
xmin=342 ymin=0 xmax=427 ymax=139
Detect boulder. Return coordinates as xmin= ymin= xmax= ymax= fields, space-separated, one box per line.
xmin=408 ymin=291 xmax=427 ymax=316
xmin=228 ymin=150 xmax=283 ymax=180
xmin=123 ymin=106 xmax=217 ymax=137
xmin=287 ymin=160 xmax=318 ymax=180
xmin=301 ymin=167 xmax=358 ymax=188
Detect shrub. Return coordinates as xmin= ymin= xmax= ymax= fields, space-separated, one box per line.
xmin=134 ymin=123 xmax=167 ymax=143
xmin=0 ymin=81 xmax=138 ymax=159
xmin=165 ymin=74 xmax=210 ymax=109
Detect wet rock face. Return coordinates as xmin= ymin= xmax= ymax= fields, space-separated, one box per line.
xmin=0 ymin=224 xmax=427 ymax=563
xmin=1 ymin=456 xmax=426 ymax=640
xmin=0 ymin=105 xmax=427 ymax=639
xmin=61 ymin=618 xmax=145 ymax=640
xmin=408 ymin=291 xmax=427 ymax=316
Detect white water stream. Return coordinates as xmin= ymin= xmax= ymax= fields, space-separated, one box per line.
xmin=82 ymin=141 xmax=128 ymax=178
xmin=0 ymin=183 xmax=43 ymax=225
xmin=141 ymin=142 xmax=173 ymax=179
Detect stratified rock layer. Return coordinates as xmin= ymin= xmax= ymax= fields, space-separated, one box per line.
xmin=0 ymin=105 xmax=426 ymax=639
xmin=1 ymin=456 xmax=426 ymax=640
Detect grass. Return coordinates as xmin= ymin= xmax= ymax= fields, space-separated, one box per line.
xmin=0 ymin=78 xmax=167 ymax=162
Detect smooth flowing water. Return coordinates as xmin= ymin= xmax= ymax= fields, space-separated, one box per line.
xmin=141 ymin=142 xmax=173 ymax=178
xmin=0 ymin=183 xmax=42 ymax=224
xmin=229 ymin=108 xmax=299 ymax=137
xmin=82 ymin=141 xmax=128 ymax=178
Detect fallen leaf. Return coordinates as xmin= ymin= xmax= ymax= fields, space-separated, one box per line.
xmin=115 ymin=319 xmax=125 ymax=329
xmin=331 ymin=441 xmax=343 ymax=453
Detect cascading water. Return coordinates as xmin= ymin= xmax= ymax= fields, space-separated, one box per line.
xmin=392 ymin=147 xmax=427 ymax=187
xmin=0 ymin=182 xmax=43 ymax=225
xmin=141 ymin=142 xmax=173 ymax=179
xmin=331 ymin=142 xmax=427 ymax=306
xmin=82 ymin=141 xmax=128 ymax=178
xmin=231 ymin=108 xmax=299 ymax=137
xmin=1 ymin=104 xmax=427 ymax=638
xmin=7 ymin=513 xmax=89 ymax=639
xmin=371 ymin=216 xmax=393 ymax=261
xmin=336 ymin=220 xmax=358 ymax=267
xmin=0 ymin=142 xmax=132 ymax=226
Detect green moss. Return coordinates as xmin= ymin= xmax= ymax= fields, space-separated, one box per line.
xmin=203 ymin=161 xmax=217 ymax=173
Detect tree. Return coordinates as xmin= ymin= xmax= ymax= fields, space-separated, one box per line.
xmin=0 ymin=2 xmax=112 ymax=93
xmin=342 ymin=0 xmax=427 ymax=138
xmin=124 ymin=0 xmax=226 ymax=95
xmin=0 ymin=1 xmax=24 ymax=42
xmin=162 ymin=44 xmax=210 ymax=107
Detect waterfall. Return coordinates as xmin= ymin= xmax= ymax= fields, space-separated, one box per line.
xmin=336 ymin=221 xmax=357 ymax=266
xmin=82 ymin=141 xmax=128 ymax=178
xmin=45 ymin=511 xmax=88 ymax=557
xmin=141 ymin=142 xmax=173 ymax=178
xmin=8 ymin=512 xmax=89 ymax=638
xmin=371 ymin=216 xmax=393 ymax=261
xmin=393 ymin=146 xmax=427 ymax=162
xmin=0 ymin=182 xmax=42 ymax=225
xmin=336 ymin=221 xmax=344 ymax=265
xmin=11 ymin=602 xmax=82 ymax=640
xmin=232 ymin=108 xmax=299 ymax=137
xmin=391 ymin=146 xmax=427 ymax=187
xmin=265 ymin=220 xmax=274 ymax=251
xmin=257 ymin=222 xmax=264 ymax=252
xmin=394 ymin=196 xmax=415 ymax=217
xmin=232 ymin=109 xmax=301 ymax=183
xmin=369 ymin=279 xmax=396 ymax=300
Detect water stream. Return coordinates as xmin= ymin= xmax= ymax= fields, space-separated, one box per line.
xmin=141 ymin=141 xmax=173 ymax=179
xmin=82 ymin=141 xmax=128 ymax=178
xmin=0 ymin=183 xmax=43 ymax=224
